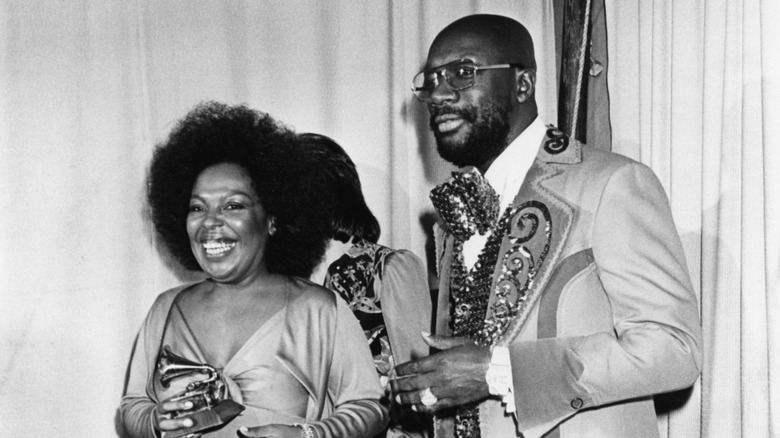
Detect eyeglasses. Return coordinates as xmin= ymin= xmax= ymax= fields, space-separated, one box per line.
xmin=411 ymin=59 xmax=526 ymax=102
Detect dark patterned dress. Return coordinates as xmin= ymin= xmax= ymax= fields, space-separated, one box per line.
xmin=324 ymin=239 xmax=432 ymax=437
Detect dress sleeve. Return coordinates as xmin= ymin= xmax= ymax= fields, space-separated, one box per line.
xmin=377 ymin=250 xmax=432 ymax=365
xmin=117 ymin=292 xmax=175 ymax=438
xmin=308 ymin=298 xmax=389 ymax=438
xmin=508 ymin=162 xmax=703 ymax=437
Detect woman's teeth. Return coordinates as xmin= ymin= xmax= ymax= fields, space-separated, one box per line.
xmin=203 ymin=241 xmax=236 ymax=256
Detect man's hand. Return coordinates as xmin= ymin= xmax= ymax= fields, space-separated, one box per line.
xmin=389 ymin=333 xmax=492 ymax=413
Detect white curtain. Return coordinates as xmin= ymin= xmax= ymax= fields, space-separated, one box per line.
xmin=606 ymin=0 xmax=779 ymax=436
xmin=0 ymin=1 xmax=556 ymax=436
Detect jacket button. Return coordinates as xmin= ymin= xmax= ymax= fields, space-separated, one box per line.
xmin=571 ymin=398 xmax=584 ymax=409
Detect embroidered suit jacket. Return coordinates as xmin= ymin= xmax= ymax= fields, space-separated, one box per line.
xmin=433 ymin=135 xmax=702 ymax=438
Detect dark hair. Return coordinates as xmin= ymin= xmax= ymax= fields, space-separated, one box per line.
xmin=298 ymin=133 xmax=380 ymax=244
xmin=147 ymin=101 xmax=332 ymax=277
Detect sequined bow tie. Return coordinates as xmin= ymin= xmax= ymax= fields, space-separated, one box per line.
xmin=430 ymin=168 xmax=500 ymax=241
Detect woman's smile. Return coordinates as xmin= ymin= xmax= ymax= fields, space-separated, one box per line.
xmin=187 ymin=162 xmax=271 ymax=283
xmin=202 ymin=239 xmax=237 ymax=257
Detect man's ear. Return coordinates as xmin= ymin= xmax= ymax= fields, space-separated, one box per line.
xmin=516 ymin=69 xmax=536 ymax=103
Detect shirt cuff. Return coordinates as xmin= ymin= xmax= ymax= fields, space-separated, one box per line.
xmin=485 ymin=346 xmax=516 ymax=413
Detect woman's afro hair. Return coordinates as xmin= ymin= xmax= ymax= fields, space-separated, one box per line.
xmin=146 ymin=101 xmax=334 ymax=278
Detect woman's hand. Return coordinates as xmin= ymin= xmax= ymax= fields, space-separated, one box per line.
xmin=152 ymin=398 xmax=196 ymax=432
xmin=237 ymin=424 xmax=305 ymax=438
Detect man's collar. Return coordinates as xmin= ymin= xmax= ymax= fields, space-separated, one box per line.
xmin=484 ymin=117 xmax=546 ymax=183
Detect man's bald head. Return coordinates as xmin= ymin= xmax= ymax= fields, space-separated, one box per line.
xmin=422 ymin=14 xmax=539 ymax=171
xmin=430 ymin=14 xmax=536 ymax=70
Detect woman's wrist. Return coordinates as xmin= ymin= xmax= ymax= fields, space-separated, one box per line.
xmin=150 ymin=404 xmax=162 ymax=437
xmin=292 ymin=423 xmax=315 ymax=438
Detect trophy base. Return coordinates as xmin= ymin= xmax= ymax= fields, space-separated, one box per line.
xmin=161 ymin=399 xmax=245 ymax=438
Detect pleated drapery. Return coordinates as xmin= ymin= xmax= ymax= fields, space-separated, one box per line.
xmin=606 ymin=1 xmax=779 ymax=436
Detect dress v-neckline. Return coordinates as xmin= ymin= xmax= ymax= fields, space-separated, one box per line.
xmin=163 ymin=280 xmax=289 ymax=370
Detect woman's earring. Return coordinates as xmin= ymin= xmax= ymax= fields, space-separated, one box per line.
xmin=268 ymin=218 xmax=277 ymax=236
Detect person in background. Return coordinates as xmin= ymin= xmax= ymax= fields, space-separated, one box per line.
xmin=118 ymin=102 xmax=387 ymax=438
xmin=390 ymin=14 xmax=702 ymax=438
xmin=300 ymin=133 xmax=432 ymax=437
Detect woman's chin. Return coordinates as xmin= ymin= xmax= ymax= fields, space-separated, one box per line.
xmin=200 ymin=263 xmax=238 ymax=282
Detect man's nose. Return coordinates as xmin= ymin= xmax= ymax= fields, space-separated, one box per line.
xmin=428 ymin=74 xmax=459 ymax=105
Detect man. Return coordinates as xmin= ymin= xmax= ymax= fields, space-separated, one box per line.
xmin=390 ymin=14 xmax=702 ymax=438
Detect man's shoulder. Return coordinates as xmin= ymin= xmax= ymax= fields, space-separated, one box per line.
xmin=529 ymin=143 xmax=667 ymax=207
xmin=579 ymin=145 xmax=636 ymax=170
xmin=559 ymin=144 xmax=651 ymax=183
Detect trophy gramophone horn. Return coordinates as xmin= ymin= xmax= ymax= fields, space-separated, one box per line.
xmin=155 ymin=346 xmax=245 ymax=438
xmin=158 ymin=346 xmax=217 ymax=388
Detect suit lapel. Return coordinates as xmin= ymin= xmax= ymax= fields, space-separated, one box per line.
xmin=433 ymin=223 xmax=455 ymax=337
xmin=488 ymin=127 xmax=581 ymax=346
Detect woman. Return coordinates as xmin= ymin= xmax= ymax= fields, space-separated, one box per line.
xmin=118 ymin=103 xmax=388 ymax=438
xmin=300 ymin=133 xmax=432 ymax=437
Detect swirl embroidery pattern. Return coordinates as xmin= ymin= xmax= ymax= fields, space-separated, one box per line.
xmin=446 ymin=200 xmax=552 ymax=437
xmin=482 ymin=201 xmax=552 ymax=346
xmin=543 ymin=125 xmax=569 ymax=155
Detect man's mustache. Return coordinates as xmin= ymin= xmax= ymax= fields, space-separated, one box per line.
xmin=428 ymin=105 xmax=477 ymax=131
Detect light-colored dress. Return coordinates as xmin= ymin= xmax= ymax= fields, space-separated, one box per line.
xmin=118 ymin=277 xmax=388 ymax=438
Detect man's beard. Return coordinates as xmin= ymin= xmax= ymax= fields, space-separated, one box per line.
xmin=429 ymin=97 xmax=513 ymax=168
